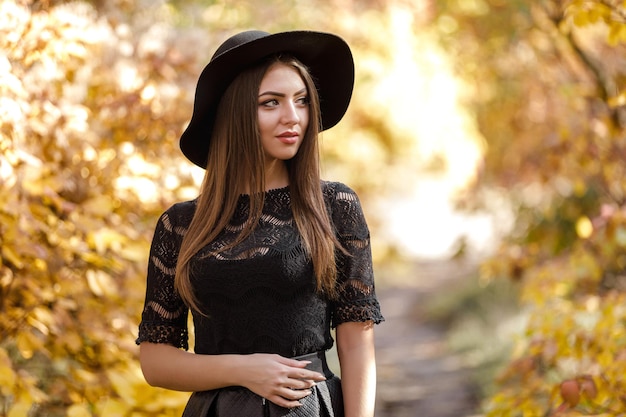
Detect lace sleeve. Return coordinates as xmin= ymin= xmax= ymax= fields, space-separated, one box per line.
xmin=326 ymin=182 xmax=385 ymax=328
xmin=136 ymin=204 xmax=190 ymax=350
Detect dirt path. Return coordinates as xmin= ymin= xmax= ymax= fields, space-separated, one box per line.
xmin=374 ymin=260 xmax=482 ymax=417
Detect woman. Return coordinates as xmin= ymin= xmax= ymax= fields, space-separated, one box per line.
xmin=136 ymin=30 xmax=384 ymax=417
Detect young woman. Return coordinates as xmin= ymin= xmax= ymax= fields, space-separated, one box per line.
xmin=136 ymin=30 xmax=384 ymax=417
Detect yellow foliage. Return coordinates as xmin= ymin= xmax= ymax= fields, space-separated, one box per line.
xmin=8 ymin=402 xmax=32 ymax=417
xmin=0 ymin=348 xmax=17 ymax=393
xmin=0 ymin=0 xmax=197 ymax=414
xmin=67 ymin=404 xmax=92 ymax=417
xmin=470 ymin=0 xmax=626 ymax=415
xmin=608 ymin=20 xmax=626 ymax=45
xmin=105 ymin=364 xmax=187 ymax=413
xmin=487 ymin=214 xmax=626 ymax=414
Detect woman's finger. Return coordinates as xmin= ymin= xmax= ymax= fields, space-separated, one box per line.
xmin=282 ymin=387 xmax=313 ymax=400
xmin=289 ymin=369 xmax=326 ymax=382
xmin=286 ymin=377 xmax=316 ymax=390
xmin=269 ymin=396 xmax=303 ymax=409
xmin=278 ymin=357 xmax=311 ymax=368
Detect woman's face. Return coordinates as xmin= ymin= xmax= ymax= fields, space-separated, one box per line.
xmin=257 ymin=62 xmax=310 ymax=164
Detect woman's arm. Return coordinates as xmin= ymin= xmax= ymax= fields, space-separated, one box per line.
xmin=139 ymin=342 xmax=326 ymax=408
xmin=336 ymin=321 xmax=377 ymax=417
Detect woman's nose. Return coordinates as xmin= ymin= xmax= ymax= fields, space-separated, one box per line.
xmin=281 ymin=102 xmax=300 ymax=125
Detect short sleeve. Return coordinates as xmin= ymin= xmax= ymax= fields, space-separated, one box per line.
xmin=326 ymin=182 xmax=385 ymax=328
xmin=136 ymin=204 xmax=190 ymax=350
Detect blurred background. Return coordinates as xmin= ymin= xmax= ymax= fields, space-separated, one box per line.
xmin=1 ymin=0 xmax=625 ymax=416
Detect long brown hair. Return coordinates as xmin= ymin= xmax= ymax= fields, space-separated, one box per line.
xmin=175 ymin=55 xmax=342 ymax=313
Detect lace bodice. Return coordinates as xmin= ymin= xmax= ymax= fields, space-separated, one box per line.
xmin=136 ymin=181 xmax=384 ymax=357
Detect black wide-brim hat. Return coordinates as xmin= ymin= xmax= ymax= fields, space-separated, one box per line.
xmin=179 ymin=30 xmax=355 ymax=168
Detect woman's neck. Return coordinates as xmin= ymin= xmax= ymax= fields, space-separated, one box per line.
xmin=264 ymin=160 xmax=289 ymax=190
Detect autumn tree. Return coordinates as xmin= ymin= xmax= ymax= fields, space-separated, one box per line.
xmin=0 ymin=0 xmax=209 ymax=414
xmin=434 ymin=0 xmax=626 ymax=414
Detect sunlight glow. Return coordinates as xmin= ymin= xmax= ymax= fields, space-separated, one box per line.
xmin=115 ymin=175 xmax=158 ymax=203
xmin=0 ymin=155 xmax=15 ymax=187
xmin=114 ymin=153 xmax=162 ymax=203
xmin=116 ymin=62 xmax=142 ymax=92
xmin=369 ymin=5 xmax=492 ymax=258
xmin=372 ymin=6 xmax=485 ymax=193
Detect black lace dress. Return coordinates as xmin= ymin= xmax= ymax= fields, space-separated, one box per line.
xmin=136 ymin=181 xmax=384 ymax=417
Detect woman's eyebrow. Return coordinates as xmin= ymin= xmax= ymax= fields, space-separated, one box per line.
xmin=258 ymin=88 xmax=307 ymax=97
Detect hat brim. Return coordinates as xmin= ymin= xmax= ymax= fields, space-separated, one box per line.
xmin=180 ymin=30 xmax=355 ymax=168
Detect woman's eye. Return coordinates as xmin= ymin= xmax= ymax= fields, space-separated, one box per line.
xmin=260 ymin=99 xmax=279 ymax=107
xmin=296 ymin=96 xmax=309 ymax=105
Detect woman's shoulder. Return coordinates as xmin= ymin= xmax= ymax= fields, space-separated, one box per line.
xmin=321 ymin=180 xmax=365 ymax=216
xmin=159 ymin=199 xmax=197 ymax=226
xmin=321 ymin=180 xmax=363 ymax=209
xmin=321 ymin=181 xmax=369 ymax=235
xmin=321 ymin=180 xmax=359 ymax=200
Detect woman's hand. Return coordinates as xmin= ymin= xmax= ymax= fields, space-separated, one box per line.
xmin=239 ymin=353 xmax=326 ymax=408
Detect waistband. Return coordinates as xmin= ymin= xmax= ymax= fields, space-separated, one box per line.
xmin=291 ymin=351 xmax=334 ymax=378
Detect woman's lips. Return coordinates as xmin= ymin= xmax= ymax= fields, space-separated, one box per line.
xmin=277 ymin=132 xmax=299 ymax=144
